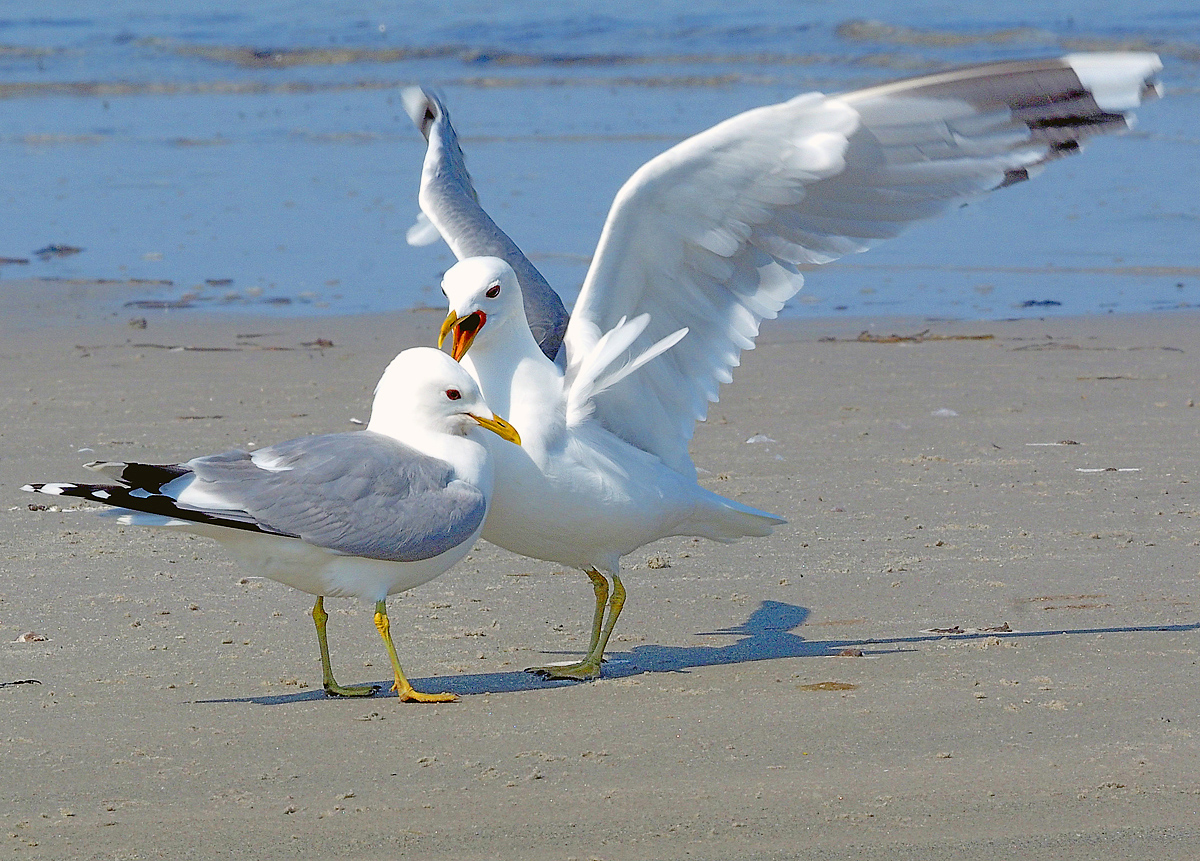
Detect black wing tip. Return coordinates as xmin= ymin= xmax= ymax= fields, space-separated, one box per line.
xmin=83 ymin=460 xmax=190 ymax=489
xmin=23 ymin=481 xmax=119 ymax=502
xmin=24 ymin=477 xmax=298 ymax=540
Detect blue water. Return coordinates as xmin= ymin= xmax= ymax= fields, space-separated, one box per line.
xmin=1 ymin=1 xmax=1196 ymax=322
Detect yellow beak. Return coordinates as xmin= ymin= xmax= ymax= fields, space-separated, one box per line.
xmin=472 ymin=413 xmax=521 ymax=446
xmin=438 ymin=309 xmax=457 ymax=350
xmin=439 ymin=309 xmax=485 ymax=362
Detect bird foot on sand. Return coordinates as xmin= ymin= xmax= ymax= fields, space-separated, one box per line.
xmin=394 ymin=682 xmax=458 ymax=703
xmin=525 ymin=660 xmax=602 ymax=681
xmin=323 ymin=682 xmax=382 ymax=698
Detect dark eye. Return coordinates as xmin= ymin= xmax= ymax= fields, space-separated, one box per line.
xmin=445 ymin=388 xmax=462 ymax=401
xmin=485 ymin=282 xmax=501 ymax=299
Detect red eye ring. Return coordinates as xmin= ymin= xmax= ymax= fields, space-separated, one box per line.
xmin=485 ymin=283 xmax=501 ymax=298
xmin=445 ymin=388 xmax=462 ymax=400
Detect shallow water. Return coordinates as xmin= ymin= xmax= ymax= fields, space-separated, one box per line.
xmin=1 ymin=2 xmax=1196 ymax=323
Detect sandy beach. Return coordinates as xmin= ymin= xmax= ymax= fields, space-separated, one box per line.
xmin=2 ymin=298 xmax=1198 ymax=859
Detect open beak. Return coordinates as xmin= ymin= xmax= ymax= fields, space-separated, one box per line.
xmin=439 ymin=310 xmax=486 ymax=362
xmin=472 ymin=413 xmax=521 ymax=446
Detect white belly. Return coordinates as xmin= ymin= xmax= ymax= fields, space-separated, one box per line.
xmin=130 ymin=518 xmax=479 ymax=604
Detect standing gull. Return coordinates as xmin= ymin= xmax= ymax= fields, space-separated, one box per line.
xmin=24 ymin=348 xmax=520 ymax=703
xmin=406 ymin=53 xmax=1162 ymax=679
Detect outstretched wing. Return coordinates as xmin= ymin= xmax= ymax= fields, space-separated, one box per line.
xmin=566 ymin=52 xmax=1162 ymax=477
xmin=403 ymin=87 xmax=569 ymax=360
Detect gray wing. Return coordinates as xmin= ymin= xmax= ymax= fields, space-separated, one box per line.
xmin=402 ymin=87 xmax=569 ymax=360
xmin=184 ymin=432 xmax=486 ymax=563
xmin=566 ymin=52 xmax=1163 ymax=477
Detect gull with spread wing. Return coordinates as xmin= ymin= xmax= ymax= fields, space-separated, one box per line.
xmin=406 ymin=53 xmax=1162 ymax=680
xmin=25 ymin=348 xmax=520 ymax=703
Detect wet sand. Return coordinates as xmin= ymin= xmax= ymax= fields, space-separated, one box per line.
xmin=2 ymin=299 xmax=1198 ymax=859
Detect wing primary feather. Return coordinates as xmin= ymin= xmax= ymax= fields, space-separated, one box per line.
xmin=557 ymin=53 xmax=1159 ymax=475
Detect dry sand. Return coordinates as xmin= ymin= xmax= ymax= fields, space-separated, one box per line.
xmin=2 ymin=297 xmax=1198 ymax=859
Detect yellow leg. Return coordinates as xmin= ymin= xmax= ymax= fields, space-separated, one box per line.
xmin=591 ymin=573 xmax=626 ymax=664
xmin=527 ymin=570 xmax=626 ymax=681
xmin=581 ymin=568 xmax=609 ymax=657
xmin=312 ymin=596 xmax=379 ymax=697
xmin=373 ymin=600 xmax=457 ymax=703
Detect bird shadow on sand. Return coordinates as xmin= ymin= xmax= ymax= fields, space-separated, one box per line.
xmin=193 ymin=600 xmax=1200 ymax=706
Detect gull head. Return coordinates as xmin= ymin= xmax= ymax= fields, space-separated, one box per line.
xmin=369 ymin=347 xmax=520 ymax=445
xmin=439 ymin=257 xmax=525 ymax=361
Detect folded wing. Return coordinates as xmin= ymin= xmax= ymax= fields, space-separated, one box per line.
xmin=32 ymin=432 xmax=487 ymax=563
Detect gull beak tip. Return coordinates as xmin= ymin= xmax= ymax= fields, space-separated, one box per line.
xmin=474 ymin=414 xmax=521 ymax=446
xmin=438 ymin=310 xmax=458 ymax=351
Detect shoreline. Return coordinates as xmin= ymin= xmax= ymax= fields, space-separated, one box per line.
xmin=4 ymin=271 xmax=1198 ymax=339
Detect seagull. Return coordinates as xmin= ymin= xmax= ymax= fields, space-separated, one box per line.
xmin=405 ymin=52 xmax=1163 ymax=679
xmin=23 ymin=347 xmax=521 ymax=703
xmin=443 ymin=255 xmax=784 ymax=680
